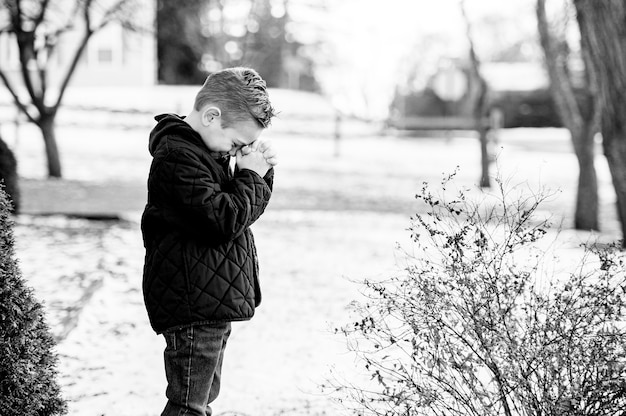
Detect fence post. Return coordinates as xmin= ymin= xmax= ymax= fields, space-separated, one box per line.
xmin=334 ymin=111 xmax=342 ymax=157
xmin=487 ymin=108 xmax=503 ymax=160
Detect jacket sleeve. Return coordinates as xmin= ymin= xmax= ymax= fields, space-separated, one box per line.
xmin=152 ymin=149 xmax=272 ymax=243
xmin=263 ymin=167 xmax=274 ymax=191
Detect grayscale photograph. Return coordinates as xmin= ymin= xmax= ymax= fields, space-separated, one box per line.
xmin=1 ymin=0 xmax=625 ymax=415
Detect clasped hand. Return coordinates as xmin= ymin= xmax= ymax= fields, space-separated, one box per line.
xmin=236 ymin=140 xmax=278 ymax=177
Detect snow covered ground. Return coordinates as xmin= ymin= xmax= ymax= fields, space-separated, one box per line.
xmin=1 ymin=87 xmax=622 ymax=415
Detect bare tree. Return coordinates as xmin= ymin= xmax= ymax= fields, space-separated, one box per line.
xmin=536 ymin=0 xmax=599 ymax=231
xmin=573 ymin=0 xmax=626 ymax=244
xmin=460 ymin=0 xmax=491 ymax=188
xmin=0 ymin=0 xmax=143 ymax=178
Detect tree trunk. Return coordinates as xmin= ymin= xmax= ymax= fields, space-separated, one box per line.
xmin=460 ymin=0 xmax=491 ymax=188
xmin=537 ymin=0 xmax=599 ymax=230
xmin=572 ymin=126 xmax=599 ymax=230
xmin=574 ymin=0 xmax=626 ymax=244
xmin=604 ymin=137 xmax=626 ymax=244
xmin=39 ymin=114 xmax=62 ymax=178
xmin=478 ymin=116 xmax=490 ymax=188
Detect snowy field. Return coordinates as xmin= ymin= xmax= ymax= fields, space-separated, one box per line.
xmin=0 ymin=87 xmax=622 ymax=415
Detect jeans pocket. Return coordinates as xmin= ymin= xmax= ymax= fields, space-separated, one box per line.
xmin=165 ymin=331 xmax=178 ymax=351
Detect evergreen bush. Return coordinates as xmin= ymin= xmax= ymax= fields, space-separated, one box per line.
xmin=0 ymin=133 xmax=20 ymax=214
xmin=333 ymin=172 xmax=626 ymax=416
xmin=0 ymin=189 xmax=66 ymax=415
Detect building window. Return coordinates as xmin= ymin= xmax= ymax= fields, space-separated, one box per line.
xmin=97 ymin=47 xmax=114 ymax=64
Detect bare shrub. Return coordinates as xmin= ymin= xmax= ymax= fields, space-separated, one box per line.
xmin=332 ymin=172 xmax=626 ymax=416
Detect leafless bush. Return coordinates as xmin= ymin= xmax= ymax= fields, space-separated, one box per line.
xmin=331 ymin=172 xmax=626 ymax=416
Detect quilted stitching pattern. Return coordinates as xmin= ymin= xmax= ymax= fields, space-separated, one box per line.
xmin=141 ymin=117 xmax=272 ymax=333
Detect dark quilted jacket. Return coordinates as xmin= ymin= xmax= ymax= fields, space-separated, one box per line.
xmin=141 ymin=114 xmax=273 ymax=334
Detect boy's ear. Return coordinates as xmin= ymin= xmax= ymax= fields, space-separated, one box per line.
xmin=201 ymin=106 xmax=221 ymax=126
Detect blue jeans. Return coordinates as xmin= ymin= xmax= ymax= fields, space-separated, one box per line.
xmin=161 ymin=323 xmax=232 ymax=416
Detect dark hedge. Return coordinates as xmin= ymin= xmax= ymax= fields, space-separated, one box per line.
xmin=0 ymin=189 xmax=66 ymax=415
xmin=0 ymin=133 xmax=19 ymax=214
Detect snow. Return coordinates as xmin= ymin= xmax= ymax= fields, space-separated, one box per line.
xmin=2 ymin=87 xmax=622 ymax=415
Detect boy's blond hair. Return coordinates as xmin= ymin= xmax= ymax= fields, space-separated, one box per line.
xmin=194 ymin=67 xmax=276 ymax=128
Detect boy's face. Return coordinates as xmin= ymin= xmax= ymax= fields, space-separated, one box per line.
xmin=200 ymin=107 xmax=263 ymax=156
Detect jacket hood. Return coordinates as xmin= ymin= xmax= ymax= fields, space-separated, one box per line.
xmin=149 ymin=114 xmax=202 ymax=156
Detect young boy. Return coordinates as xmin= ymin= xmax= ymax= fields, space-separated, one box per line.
xmin=141 ymin=67 xmax=277 ymax=416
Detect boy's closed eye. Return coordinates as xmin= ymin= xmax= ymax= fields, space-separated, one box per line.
xmin=249 ymin=140 xmax=260 ymax=151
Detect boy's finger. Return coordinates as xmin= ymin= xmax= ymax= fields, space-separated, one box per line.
xmin=257 ymin=140 xmax=272 ymax=152
xmin=262 ymin=148 xmax=277 ymax=159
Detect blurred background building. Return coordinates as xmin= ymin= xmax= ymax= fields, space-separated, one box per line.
xmin=0 ymin=0 xmax=156 ymax=87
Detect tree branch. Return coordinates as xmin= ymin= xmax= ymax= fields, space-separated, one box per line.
xmin=33 ymin=0 xmax=52 ymax=27
xmin=0 ymin=68 xmax=38 ymax=123
xmin=9 ymin=0 xmax=46 ymax=111
xmin=51 ymin=0 xmax=94 ymax=110
xmin=37 ymin=54 xmax=47 ymax=100
xmin=47 ymin=1 xmax=83 ymax=39
xmin=536 ymin=0 xmax=584 ymax=132
xmin=15 ymin=32 xmax=45 ymax=111
xmin=95 ymin=0 xmax=133 ymax=31
xmin=53 ymin=29 xmax=92 ymax=110
xmin=14 ymin=0 xmax=23 ymax=27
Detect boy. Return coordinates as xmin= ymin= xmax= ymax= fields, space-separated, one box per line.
xmin=141 ymin=67 xmax=277 ymax=416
